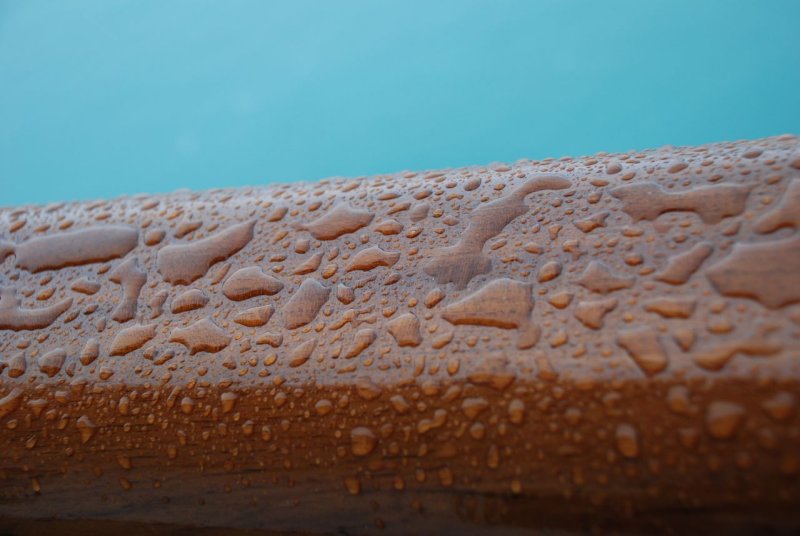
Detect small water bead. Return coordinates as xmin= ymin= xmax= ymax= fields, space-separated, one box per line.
xmin=350 ymin=426 xmax=376 ymax=456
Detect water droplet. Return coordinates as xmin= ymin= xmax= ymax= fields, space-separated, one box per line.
xmin=350 ymin=426 xmax=376 ymax=456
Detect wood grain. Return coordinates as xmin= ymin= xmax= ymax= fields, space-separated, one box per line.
xmin=1 ymin=135 xmax=800 ymax=534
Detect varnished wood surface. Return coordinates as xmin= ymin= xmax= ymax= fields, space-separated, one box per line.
xmin=1 ymin=135 xmax=800 ymax=534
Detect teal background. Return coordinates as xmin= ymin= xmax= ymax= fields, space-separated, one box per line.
xmin=1 ymin=0 xmax=798 ymax=207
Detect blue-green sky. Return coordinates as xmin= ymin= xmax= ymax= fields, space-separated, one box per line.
xmin=1 ymin=0 xmax=798 ymax=206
